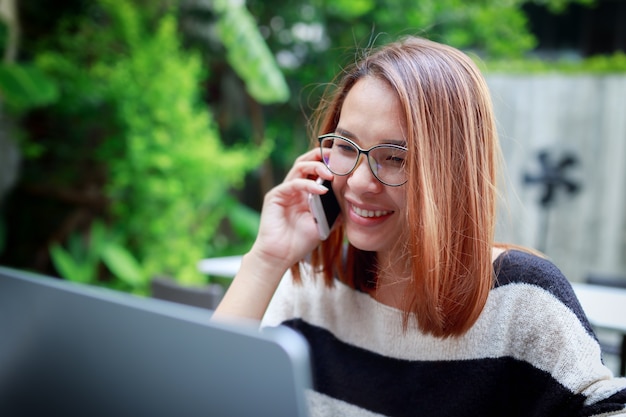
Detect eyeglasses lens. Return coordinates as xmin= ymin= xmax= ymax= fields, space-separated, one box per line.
xmin=320 ymin=136 xmax=407 ymax=186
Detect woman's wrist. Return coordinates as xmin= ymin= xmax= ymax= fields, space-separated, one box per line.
xmin=245 ymin=244 xmax=294 ymax=279
xmin=212 ymin=248 xmax=291 ymax=321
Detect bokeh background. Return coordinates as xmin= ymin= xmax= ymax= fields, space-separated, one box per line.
xmin=0 ymin=0 xmax=624 ymax=294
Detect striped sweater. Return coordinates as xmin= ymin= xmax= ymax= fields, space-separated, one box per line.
xmin=262 ymin=250 xmax=626 ymax=416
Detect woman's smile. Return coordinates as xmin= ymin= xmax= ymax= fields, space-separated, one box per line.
xmin=351 ymin=204 xmax=394 ymax=219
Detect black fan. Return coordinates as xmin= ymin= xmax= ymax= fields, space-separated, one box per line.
xmin=523 ymin=150 xmax=581 ymax=208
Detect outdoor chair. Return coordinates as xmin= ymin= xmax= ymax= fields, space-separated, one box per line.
xmin=586 ymin=274 xmax=626 ymax=376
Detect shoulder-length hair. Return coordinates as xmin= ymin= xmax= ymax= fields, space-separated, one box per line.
xmin=295 ymin=36 xmax=500 ymax=338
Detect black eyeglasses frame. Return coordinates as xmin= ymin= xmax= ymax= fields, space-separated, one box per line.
xmin=317 ymin=133 xmax=408 ymax=187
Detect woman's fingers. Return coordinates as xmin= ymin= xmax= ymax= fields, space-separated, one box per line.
xmin=294 ymin=147 xmax=322 ymax=163
xmin=251 ymin=179 xmax=323 ymax=266
xmin=275 ymin=177 xmax=329 ymax=199
xmin=283 ymin=148 xmax=333 ymax=182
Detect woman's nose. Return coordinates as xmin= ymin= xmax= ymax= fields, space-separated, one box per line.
xmin=347 ymin=156 xmax=383 ymax=192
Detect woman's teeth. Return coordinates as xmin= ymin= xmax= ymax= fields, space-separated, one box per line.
xmin=352 ymin=205 xmax=391 ymax=218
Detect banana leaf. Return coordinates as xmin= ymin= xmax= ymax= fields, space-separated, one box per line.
xmin=212 ymin=0 xmax=289 ymax=104
xmin=0 ymin=64 xmax=58 ymax=111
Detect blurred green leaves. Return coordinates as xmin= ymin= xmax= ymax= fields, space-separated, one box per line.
xmin=212 ymin=0 xmax=289 ymax=104
xmin=0 ymin=64 xmax=58 ymax=112
xmin=50 ymin=221 xmax=148 ymax=292
xmin=325 ymin=0 xmax=375 ymax=18
xmin=36 ymin=0 xmax=273 ymax=287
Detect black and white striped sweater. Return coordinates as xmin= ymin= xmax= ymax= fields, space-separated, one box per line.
xmin=262 ymin=250 xmax=626 ymax=416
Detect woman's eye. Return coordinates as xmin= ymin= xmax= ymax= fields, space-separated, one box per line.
xmin=378 ymin=149 xmax=406 ymax=166
xmin=389 ymin=156 xmax=404 ymax=164
xmin=337 ymin=143 xmax=356 ymax=154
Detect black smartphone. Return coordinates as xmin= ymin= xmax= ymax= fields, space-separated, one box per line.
xmin=308 ymin=178 xmax=341 ymax=240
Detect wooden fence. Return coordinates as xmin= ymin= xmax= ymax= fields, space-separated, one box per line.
xmin=487 ymin=75 xmax=626 ymax=282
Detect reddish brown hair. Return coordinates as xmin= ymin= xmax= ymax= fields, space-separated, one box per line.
xmin=296 ymin=36 xmax=500 ymax=338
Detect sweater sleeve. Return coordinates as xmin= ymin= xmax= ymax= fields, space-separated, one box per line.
xmin=494 ymin=250 xmax=626 ymax=416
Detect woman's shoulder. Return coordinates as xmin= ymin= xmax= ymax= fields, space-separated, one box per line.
xmin=491 ymin=249 xmax=595 ymax=334
xmin=493 ymin=249 xmax=567 ymax=289
xmin=492 ymin=249 xmax=575 ymax=303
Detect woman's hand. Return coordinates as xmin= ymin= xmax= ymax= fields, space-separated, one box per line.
xmin=213 ymin=148 xmax=334 ymax=321
xmin=250 ymin=148 xmax=334 ymax=271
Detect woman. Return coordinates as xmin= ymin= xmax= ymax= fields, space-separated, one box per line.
xmin=214 ymin=36 xmax=626 ymax=416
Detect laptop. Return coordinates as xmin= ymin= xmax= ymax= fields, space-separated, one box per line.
xmin=0 ymin=266 xmax=312 ymax=417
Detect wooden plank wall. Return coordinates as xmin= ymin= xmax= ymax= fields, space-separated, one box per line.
xmin=487 ymin=75 xmax=626 ymax=282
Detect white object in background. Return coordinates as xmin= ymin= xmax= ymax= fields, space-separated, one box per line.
xmin=197 ymin=255 xmax=243 ymax=278
xmin=572 ymin=283 xmax=626 ymax=333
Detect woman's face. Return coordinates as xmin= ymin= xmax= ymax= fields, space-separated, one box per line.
xmin=332 ymin=76 xmax=408 ymax=256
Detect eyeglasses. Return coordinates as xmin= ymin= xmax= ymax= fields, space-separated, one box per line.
xmin=318 ymin=134 xmax=408 ymax=186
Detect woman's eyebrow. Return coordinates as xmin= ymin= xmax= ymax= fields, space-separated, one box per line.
xmin=336 ymin=127 xmax=406 ymax=147
xmin=334 ymin=127 xmax=356 ymax=139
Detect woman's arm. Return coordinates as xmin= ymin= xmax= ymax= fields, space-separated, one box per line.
xmin=212 ymin=149 xmax=333 ymax=322
xmin=211 ymin=250 xmax=291 ymax=321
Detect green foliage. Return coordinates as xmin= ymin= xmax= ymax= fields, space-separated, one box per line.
xmin=50 ymin=221 xmax=148 ymax=292
xmin=290 ymin=0 xmax=544 ymax=58
xmin=0 ymin=64 xmax=58 ymax=112
xmin=439 ymin=3 xmax=537 ymax=58
xmin=206 ymin=195 xmax=261 ymax=258
xmin=582 ymin=53 xmax=626 ymax=73
xmin=50 ymin=238 xmax=98 ymax=285
xmin=483 ymin=52 xmax=626 ymax=73
xmin=212 ymin=0 xmax=289 ymax=104
xmin=226 ymin=198 xmax=261 ymax=242
xmin=100 ymin=241 xmax=145 ymax=289
xmin=37 ymin=0 xmax=270 ymax=286
xmin=325 ymin=0 xmax=375 ymax=18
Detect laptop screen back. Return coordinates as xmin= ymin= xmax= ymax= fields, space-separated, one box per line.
xmin=0 ymin=266 xmax=312 ymax=417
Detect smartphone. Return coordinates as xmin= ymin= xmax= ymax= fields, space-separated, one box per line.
xmin=308 ymin=178 xmax=341 ymax=240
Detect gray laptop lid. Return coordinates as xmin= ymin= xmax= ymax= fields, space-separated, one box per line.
xmin=0 ymin=266 xmax=312 ymax=417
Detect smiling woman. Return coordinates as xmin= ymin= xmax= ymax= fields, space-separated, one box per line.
xmin=213 ymin=36 xmax=626 ymax=416
xmin=305 ymin=40 xmax=497 ymax=333
xmin=319 ymin=76 xmax=409 ymax=265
